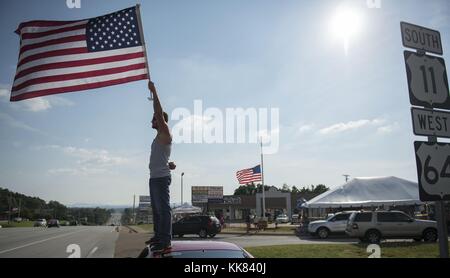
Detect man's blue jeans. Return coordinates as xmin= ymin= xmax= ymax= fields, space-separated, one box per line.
xmin=149 ymin=176 xmax=172 ymax=245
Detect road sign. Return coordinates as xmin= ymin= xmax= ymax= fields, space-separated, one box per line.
xmin=139 ymin=195 xmax=151 ymax=203
xmin=411 ymin=107 xmax=450 ymax=138
xmin=401 ymin=22 xmax=443 ymax=55
xmin=414 ymin=141 xmax=450 ymax=201
xmin=404 ymin=51 xmax=450 ymax=109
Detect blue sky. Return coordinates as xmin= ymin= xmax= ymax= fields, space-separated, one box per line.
xmin=0 ymin=0 xmax=449 ymax=206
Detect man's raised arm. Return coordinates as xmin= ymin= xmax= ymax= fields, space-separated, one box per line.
xmin=148 ymin=81 xmax=171 ymax=141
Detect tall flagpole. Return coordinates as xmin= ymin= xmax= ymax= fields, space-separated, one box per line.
xmin=260 ymin=138 xmax=266 ymax=219
xmin=135 ymin=4 xmax=153 ymax=100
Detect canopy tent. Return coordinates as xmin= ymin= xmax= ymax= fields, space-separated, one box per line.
xmin=305 ymin=176 xmax=424 ymax=209
xmin=172 ymin=204 xmax=202 ymax=215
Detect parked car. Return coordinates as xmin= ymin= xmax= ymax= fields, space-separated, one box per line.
xmin=69 ymin=220 xmax=79 ymax=226
xmin=308 ymin=211 xmax=355 ymax=239
xmin=47 ymin=219 xmax=60 ymax=228
xmin=138 ymin=241 xmax=253 ymax=258
xmin=34 ymin=219 xmax=47 ymax=227
xmin=172 ymin=215 xmax=221 ymax=238
xmin=346 ymin=210 xmax=438 ymax=243
xmin=275 ymin=214 xmax=290 ymax=224
xmin=13 ymin=217 xmax=22 ymax=223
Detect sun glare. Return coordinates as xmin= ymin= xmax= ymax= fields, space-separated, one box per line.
xmin=330 ymin=6 xmax=364 ymax=55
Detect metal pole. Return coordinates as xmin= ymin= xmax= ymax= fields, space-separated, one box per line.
xmin=18 ymin=199 xmax=21 ymax=219
xmin=132 ymin=195 xmax=136 ymax=225
xmin=260 ymin=139 xmax=266 ymax=219
xmin=435 ymin=201 xmax=449 ymax=258
xmin=428 ymin=133 xmax=449 ymax=258
xmin=181 ymin=172 xmax=185 ymax=205
xmin=135 ymin=4 xmax=153 ymax=101
xmin=7 ymin=194 xmax=11 ymax=224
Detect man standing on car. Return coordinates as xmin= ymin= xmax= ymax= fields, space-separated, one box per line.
xmin=146 ymin=81 xmax=176 ymax=253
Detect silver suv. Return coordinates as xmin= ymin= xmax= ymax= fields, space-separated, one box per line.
xmin=346 ymin=210 xmax=438 ymax=243
xmin=308 ymin=211 xmax=355 ymax=239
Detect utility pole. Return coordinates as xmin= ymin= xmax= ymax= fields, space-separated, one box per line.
xmin=132 ymin=195 xmax=136 ymax=224
xmin=343 ymin=174 xmax=350 ymax=183
xmin=18 ymin=199 xmax=22 ymax=219
xmin=181 ymin=172 xmax=185 ymax=205
xmin=7 ymin=194 xmax=11 ymax=224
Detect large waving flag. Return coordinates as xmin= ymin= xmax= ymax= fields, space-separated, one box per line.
xmin=236 ymin=165 xmax=262 ymax=185
xmin=10 ymin=5 xmax=149 ymax=102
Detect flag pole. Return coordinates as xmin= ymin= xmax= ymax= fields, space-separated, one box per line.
xmin=135 ymin=3 xmax=153 ymax=100
xmin=260 ymin=138 xmax=266 ymax=220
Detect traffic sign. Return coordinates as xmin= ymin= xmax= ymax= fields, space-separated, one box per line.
xmin=139 ymin=195 xmax=151 ymax=203
xmin=411 ymin=107 xmax=450 ymax=138
xmin=401 ymin=22 xmax=443 ymax=55
xmin=404 ymin=51 xmax=450 ymax=109
xmin=414 ymin=141 xmax=450 ymax=201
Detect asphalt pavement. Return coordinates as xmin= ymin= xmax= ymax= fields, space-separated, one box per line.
xmin=0 ymin=226 xmax=120 ymax=258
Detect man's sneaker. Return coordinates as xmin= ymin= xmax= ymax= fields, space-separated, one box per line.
xmin=145 ymin=237 xmax=160 ymax=246
xmin=150 ymin=242 xmax=172 ymax=253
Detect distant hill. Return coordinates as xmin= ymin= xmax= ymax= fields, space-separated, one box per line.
xmin=0 ymin=187 xmax=112 ymax=224
xmin=68 ymin=203 xmax=131 ymax=209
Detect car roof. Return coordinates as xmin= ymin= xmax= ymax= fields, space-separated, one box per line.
xmin=165 ymin=241 xmax=243 ymax=252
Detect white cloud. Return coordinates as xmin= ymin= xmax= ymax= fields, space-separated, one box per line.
xmin=319 ymin=118 xmax=386 ymax=135
xmin=38 ymin=145 xmax=129 ymax=176
xmin=377 ymin=122 xmax=399 ymax=135
xmin=0 ymin=85 xmax=75 ymax=112
xmin=47 ymin=167 xmax=107 ymax=176
xmin=299 ymin=124 xmax=315 ymax=133
xmin=0 ymin=112 xmax=40 ymax=133
xmin=49 ymin=145 xmax=129 ymax=167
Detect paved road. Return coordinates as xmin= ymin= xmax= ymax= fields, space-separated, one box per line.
xmin=0 ymin=226 xmax=119 ymax=258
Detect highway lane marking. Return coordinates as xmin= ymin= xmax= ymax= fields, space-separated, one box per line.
xmin=0 ymin=229 xmax=89 ymax=255
xmin=86 ymin=246 xmax=98 ymax=258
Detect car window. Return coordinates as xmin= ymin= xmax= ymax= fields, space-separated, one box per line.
xmin=354 ymin=212 xmax=372 ymax=222
xmin=377 ymin=212 xmax=397 ymax=222
xmin=184 ymin=217 xmax=201 ymax=224
xmin=393 ymin=212 xmax=412 ymax=222
xmin=334 ymin=214 xmax=350 ymax=221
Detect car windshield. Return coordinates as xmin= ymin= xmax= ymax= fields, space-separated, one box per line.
xmin=326 ymin=215 xmax=335 ymax=221
xmin=162 ymin=250 xmax=248 ymax=258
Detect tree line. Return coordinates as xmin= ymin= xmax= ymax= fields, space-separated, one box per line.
xmin=0 ymin=187 xmax=112 ymax=225
xmin=233 ymin=183 xmax=329 ymax=197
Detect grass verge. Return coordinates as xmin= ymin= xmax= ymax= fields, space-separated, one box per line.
xmin=245 ymin=242 xmax=450 ymax=258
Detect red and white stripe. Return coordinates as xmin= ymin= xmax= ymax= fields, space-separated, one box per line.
xmin=11 ymin=20 xmax=148 ymax=101
xmin=236 ymin=169 xmax=262 ymax=184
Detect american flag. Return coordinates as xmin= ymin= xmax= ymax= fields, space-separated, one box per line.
xmin=10 ymin=6 xmax=149 ymax=102
xmin=236 ymin=165 xmax=262 ymax=185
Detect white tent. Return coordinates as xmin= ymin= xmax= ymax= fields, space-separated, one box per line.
xmin=305 ymin=176 xmax=424 ymax=209
xmin=172 ymin=204 xmax=202 ymax=215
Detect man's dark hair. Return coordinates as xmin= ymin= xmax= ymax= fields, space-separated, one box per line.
xmin=163 ymin=112 xmax=169 ymax=122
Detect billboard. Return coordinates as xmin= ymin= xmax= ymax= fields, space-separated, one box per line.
xmin=139 ymin=195 xmax=151 ymax=203
xmin=192 ymin=186 xmax=223 ymax=204
xmin=138 ymin=202 xmax=151 ymax=211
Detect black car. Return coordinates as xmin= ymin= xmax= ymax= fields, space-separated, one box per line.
xmin=172 ymin=215 xmax=221 ymax=238
xmin=47 ymin=219 xmax=60 ymax=228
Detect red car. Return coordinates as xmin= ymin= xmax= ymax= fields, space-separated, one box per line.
xmin=138 ymin=241 xmax=254 ymax=258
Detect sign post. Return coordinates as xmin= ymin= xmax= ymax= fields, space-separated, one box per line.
xmin=402 ymin=22 xmax=449 ymax=258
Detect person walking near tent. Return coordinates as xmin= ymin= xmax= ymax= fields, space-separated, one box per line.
xmin=145 ymin=81 xmax=176 ymax=253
